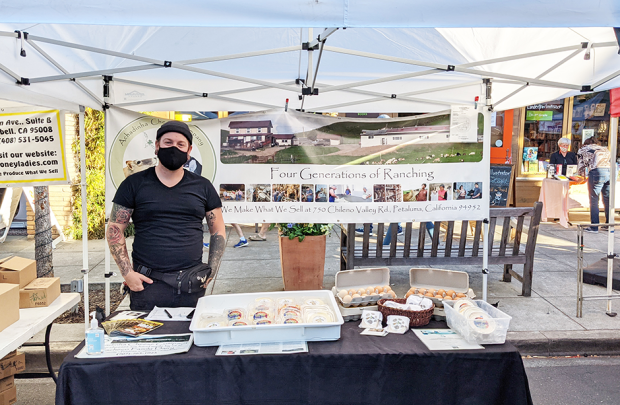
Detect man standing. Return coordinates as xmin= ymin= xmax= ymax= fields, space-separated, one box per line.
xmin=416 ymin=184 xmax=428 ymax=201
xmin=577 ymin=137 xmax=611 ymax=233
xmin=107 ymin=121 xmax=226 ymax=310
xmin=471 ymin=183 xmax=482 ymax=199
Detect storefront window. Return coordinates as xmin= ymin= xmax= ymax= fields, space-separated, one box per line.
xmin=522 ymin=100 xmax=564 ymax=174
xmin=571 ymin=91 xmax=610 ymax=152
xmin=491 ymin=111 xmax=505 ymax=148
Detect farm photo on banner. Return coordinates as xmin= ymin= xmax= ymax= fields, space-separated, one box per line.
xmin=106 ymin=106 xmax=490 ymax=223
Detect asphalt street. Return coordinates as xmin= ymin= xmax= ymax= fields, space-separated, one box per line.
xmin=524 ymin=356 xmax=620 ymax=405
xmin=13 ymin=356 xmax=620 ymax=404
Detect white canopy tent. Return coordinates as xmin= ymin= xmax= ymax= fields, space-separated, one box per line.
xmin=1 ymin=1 xmax=620 ymax=319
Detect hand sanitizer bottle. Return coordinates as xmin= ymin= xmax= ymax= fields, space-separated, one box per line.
xmin=86 ymin=311 xmax=104 ymax=355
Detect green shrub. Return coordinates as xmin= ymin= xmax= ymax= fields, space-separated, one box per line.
xmin=68 ymin=109 xmax=135 ymax=240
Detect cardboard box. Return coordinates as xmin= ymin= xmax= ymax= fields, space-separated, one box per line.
xmin=0 ymin=385 xmax=16 ymax=405
xmin=0 ymin=376 xmax=14 ymax=395
xmin=0 ymin=384 xmax=16 ymax=405
xmin=19 ymin=277 xmax=60 ymax=308
xmin=0 ymin=256 xmax=36 ymax=288
xmin=0 ymin=284 xmax=19 ymax=333
xmin=0 ymin=352 xmax=25 ymax=379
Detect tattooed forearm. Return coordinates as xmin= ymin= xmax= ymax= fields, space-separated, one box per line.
xmin=107 ymin=207 xmax=134 ymax=277
xmin=206 ymin=211 xmax=216 ymax=228
xmin=110 ymin=203 xmax=133 ymax=225
xmin=207 ymin=232 xmax=226 ymax=276
xmin=109 ymin=242 xmax=133 ymax=277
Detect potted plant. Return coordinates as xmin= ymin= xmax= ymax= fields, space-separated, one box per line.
xmin=270 ymin=223 xmax=333 ymax=290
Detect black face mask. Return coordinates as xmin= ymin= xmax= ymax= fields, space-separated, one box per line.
xmin=157 ymin=146 xmax=188 ymax=171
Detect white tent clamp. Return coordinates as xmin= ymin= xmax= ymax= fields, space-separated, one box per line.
xmin=2 ymin=5 xmax=620 ymax=324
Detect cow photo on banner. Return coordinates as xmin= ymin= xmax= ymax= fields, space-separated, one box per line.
xmin=106 ymin=105 xmax=491 ymax=223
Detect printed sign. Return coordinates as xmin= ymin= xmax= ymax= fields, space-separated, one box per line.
xmin=106 ymin=107 xmax=491 ymax=223
xmin=525 ymin=111 xmax=553 ymax=121
xmin=0 ymin=110 xmax=69 ymax=187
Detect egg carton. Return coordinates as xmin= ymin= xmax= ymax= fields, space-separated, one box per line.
xmin=332 ymin=268 xmax=393 ymax=308
xmin=405 ymin=268 xmax=475 ymax=310
xmin=336 ymin=292 xmax=393 ymax=308
xmin=337 ymin=303 xmax=379 ymax=322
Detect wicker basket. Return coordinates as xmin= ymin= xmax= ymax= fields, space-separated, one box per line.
xmin=377 ymin=298 xmax=434 ymax=328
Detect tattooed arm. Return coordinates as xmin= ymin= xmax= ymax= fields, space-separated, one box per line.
xmin=106 ymin=203 xmax=152 ymax=291
xmin=205 ymin=208 xmax=226 ymax=290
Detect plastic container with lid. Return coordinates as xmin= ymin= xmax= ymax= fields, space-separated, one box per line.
xmin=444 ymin=300 xmax=511 ymax=344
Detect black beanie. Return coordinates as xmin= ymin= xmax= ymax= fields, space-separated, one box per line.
xmin=156 ymin=121 xmax=193 ymax=145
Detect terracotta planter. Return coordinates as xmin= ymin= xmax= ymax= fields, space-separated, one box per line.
xmin=278 ymin=234 xmax=326 ymax=290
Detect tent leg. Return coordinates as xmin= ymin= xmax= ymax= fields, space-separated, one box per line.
xmin=79 ymin=105 xmax=90 ymax=330
xmin=607 ymin=117 xmax=618 ymax=316
xmin=482 ymin=220 xmax=489 ymax=302
xmin=104 ymin=109 xmax=112 ymax=316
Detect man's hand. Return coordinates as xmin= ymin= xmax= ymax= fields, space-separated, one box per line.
xmin=124 ymin=271 xmax=153 ymax=292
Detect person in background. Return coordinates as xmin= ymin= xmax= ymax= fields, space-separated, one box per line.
xmin=549 ymin=137 xmax=577 ymax=176
xmin=437 ymin=184 xmax=447 ymax=201
xmin=457 ymin=185 xmax=467 ymax=200
xmin=471 ymin=183 xmax=482 ymax=199
xmin=249 ymin=223 xmax=271 ymax=241
xmin=577 ymin=137 xmax=611 ymax=233
xmin=329 ymin=186 xmax=337 ymax=202
xmin=416 ymin=184 xmax=428 ymax=201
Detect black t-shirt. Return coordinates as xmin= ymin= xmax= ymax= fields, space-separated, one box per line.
xmin=549 ymin=151 xmax=578 ymax=175
xmin=112 ymin=167 xmax=222 ymax=272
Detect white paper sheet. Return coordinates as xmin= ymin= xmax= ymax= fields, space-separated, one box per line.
xmin=75 ymin=334 xmax=194 ymax=358
xmin=109 ymin=311 xmax=147 ymax=320
xmin=145 ymin=306 xmax=195 ymax=321
xmin=412 ymin=329 xmax=484 ymax=351
xmin=216 ymin=341 xmax=308 ymax=356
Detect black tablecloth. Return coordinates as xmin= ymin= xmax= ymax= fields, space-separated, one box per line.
xmin=56 ymin=320 xmax=533 ymax=405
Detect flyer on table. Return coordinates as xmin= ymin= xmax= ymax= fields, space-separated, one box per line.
xmin=106 ymin=105 xmax=491 ymax=223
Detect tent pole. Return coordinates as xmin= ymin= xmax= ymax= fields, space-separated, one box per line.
xmin=607 ymin=117 xmax=618 ymax=316
xmin=79 ymin=105 xmax=89 ymax=330
xmin=25 ymin=39 xmax=103 ymax=106
xmin=29 ymin=65 xmax=162 ymax=84
xmin=494 ymin=48 xmax=583 ymax=108
xmin=482 ymin=220 xmax=489 ymax=302
xmin=104 ymin=108 xmax=111 ymax=316
xmin=307 ymin=28 xmax=313 ymax=89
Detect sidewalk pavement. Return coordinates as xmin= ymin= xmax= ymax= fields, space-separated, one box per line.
xmin=3 ymin=221 xmax=620 ymax=374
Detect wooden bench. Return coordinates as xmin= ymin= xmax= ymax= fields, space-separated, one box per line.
xmin=340 ymin=202 xmax=543 ymax=297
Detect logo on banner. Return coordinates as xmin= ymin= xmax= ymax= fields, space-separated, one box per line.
xmin=108 ymin=116 xmax=217 ymax=189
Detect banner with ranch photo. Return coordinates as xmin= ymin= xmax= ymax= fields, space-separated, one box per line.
xmin=106 ymin=106 xmax=491 ymax=223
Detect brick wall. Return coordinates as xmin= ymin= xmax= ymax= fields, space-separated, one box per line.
xmin=26 ymin=113 xmax=79 ymax=238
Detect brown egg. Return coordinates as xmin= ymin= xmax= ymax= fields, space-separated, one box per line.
xmin=446 ymin=290 xmax=455 ymax=297
xmin=348 ymin=289 xmax=356 ymax=295
xmin=424 ymin=293 xmax=434 ymax=297
xmin=366 ymin=287 xmax=374 ymax=295
xmin=437 ymin=289 xmax=446 ymax=295
xmin=352 ymin=293 xmax=361 ymax=299
xmin=418 ymin=288 xmax=427 ymax=295
xmin=435 ymin=295 xmax=443 ymax=299
xmin=361 ymin=293 xmax=367 ymax=297
xmin=357 ymin=289 xmax=366 ymax=296
xmin=389 ymin=291 xmax=397 ymax=298
xmin=405 ymin=291 xmax=413 ymax=298
xmin=427 ymin=289 xmax=436 ymax=296
xmin=456 ymin=293 xmax=467 ymax=298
